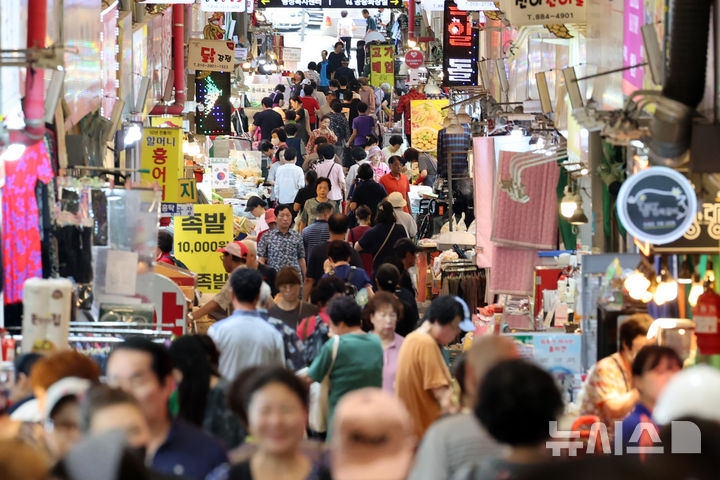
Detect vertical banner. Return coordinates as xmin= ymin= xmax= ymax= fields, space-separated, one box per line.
xmin=410 ymin=99 xmax=449 ymax=152
xmin=623 ymin=0 xmax=644 ymax=94
xmin=442 ymin=0 xmax=479 ymax=87
xmin=195 ymin=71 xmax=232 ymax=136
xmin=369 ymin=44 xmax=395 ymax=87
xmin=174 ymin=205 xmax=233 ymax=293
xmin=141 ymin=127 xmax=184 ymax=202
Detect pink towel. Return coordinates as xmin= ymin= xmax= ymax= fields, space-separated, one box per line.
xmin=491 ymin=150 xmax=559 ymax=249
xmin=473 ymin=137 xmax=495 ymax=269
xmin=488 ymin=246 xmax=537 ymax=296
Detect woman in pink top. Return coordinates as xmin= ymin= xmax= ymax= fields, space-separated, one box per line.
xmin=367 ymin=145 xmax=389 ymax=181
xmin=364 ymin=292 xmax=405 ymax=393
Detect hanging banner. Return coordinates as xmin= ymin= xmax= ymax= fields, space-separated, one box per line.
xmin=174 ymin=205 xmax=234 ymax=293
xmin=195 ymin=71 xmax=232 ymax=136
xmin=200 ymin=0 xmax=246 ymax=11
xmin=410 ymin=99 xmax=449 ymax=152
xmin=504 ymin=0 xmax=586 ymax=27
xmin=442 ymin=1 xmax=479 ymax=87
xmin=257 ymin=0 xmax=392 ymax=7
xmin=369 ymin=45 xmax=395 ymax=88
xmin=178 ymin=177 xmax=199 ymax=203
xmin=622 ymin=0 xmax=644 ymax=94
xmin=188 ymin=39 xmax=236 ymax=72
xmin=141 ymin=127 xmax=184 ymax=202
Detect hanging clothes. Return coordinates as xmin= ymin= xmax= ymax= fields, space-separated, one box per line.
xmin=2 ymin=141 xmax=54 ymax=304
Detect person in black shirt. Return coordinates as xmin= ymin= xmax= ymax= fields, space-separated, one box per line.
xmin=348 ymin=163 xmax=387 ymax=218
xmin=390 ymin=238 xmax=418 ymax=294
xmin=334 ymin=58 xmax=356 ymax=85
xmin=375 ymin=263 xmax=419 ymax=337
xmin=327 ymin=41 xmax=347 ymax=77
xmin=251 ymin=97 xmax=284 ymax=141
xmin=293 ymin=170 xmax=318 ymax=216
xmin=304 ymin=213 xmax=364 ymax=299
xmin=356 ymin=201 xmax=407 ymax=277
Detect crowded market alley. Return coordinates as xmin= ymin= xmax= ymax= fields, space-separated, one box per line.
xmin=2 ymin=0 xmax=720 ymax=479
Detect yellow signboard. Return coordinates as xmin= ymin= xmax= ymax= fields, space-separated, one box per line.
xmin=174 ymin=204 xmax=233 ymax=293
xmin=410 ymin=99 xmax=449 ymax=152
xmin=178 ymin=177 xmax=198 ymax=203
xmin=141 ymin=128 xmax=184 ymax=202
xmin=369 ymin=45 xmax=395 ymax=88
xmin=150 ymin=116 xmax=184 ymax=128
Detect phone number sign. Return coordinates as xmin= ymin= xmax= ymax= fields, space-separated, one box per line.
xmin=505 ymin=0 xmax=586 ymax=26
xmin=188 ymin=39 xmax=236 ymax=72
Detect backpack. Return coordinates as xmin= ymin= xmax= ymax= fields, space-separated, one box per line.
xmin=302 ymin=316 xmax=330 ymax=367
xmin=333 ymin=266 xmax=370 ymax=307
xmin=171 ymin=256 xmax=190 ymax=271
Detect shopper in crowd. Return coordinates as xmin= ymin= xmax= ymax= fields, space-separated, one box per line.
xmin=43 ymin=376 xmax=92 ymax=461
xmin=245 ymin=196 xmax=269 ymax=239
xmin=81 ymin=385 xmax=151 ymax=450
xmin=270 ymin=127 xmax=288 ymax=149
xmin=358 ymin=77 xmax=376 ymax=112
xmin=307 ymin=117 xmax=339 ymax=156
xmin=368 ymin=143 xmax=390 ymax=181
xmin=375 ymin=263 xmax=419 ymax=337
xmin=317 ymin=51 xmax=330 ymax=90
xmin=347 ymin=163 xmax=387 ymax=220
xmin=207 ymin=269 xmax=285 ymax=380
xmin=305 ymin=62 xmax=321 ymax=85
xmin=327 ymin=100 xmax=350 ymax=159
xmin=274 ymin=147 xmax=305 ymax=207
xmin=297 ymin=276 xmax=346 ymax=343
xmin=323 ymin=240 xmax=374 ymax=298
xmin=0 ymin=438 xmax=49 ymax=480
xmin=299 ymin=178 xmax=338 ymax=232
xmin=453 ymin=360 xmax=564 ymax=479
xmin=356 ymin=201 xmax=407 ymax=276
xmin=328 ymin=41 xmax=347 ymax=77
xmin=285 ymin=108 xmax=297 ymax=124
xmin=294 ymin=170 xmax=318 ymax=216
xmin=409 ymin=336 xmax=518 ymax=480
xmin=334 ymin=58 xmax=356 ymax=86
xmin=290 ymin=71 xmax=306 ymax=98
xmin=381 ymin=156 xmax=411 ymax=214
xmin=156 ymin=230 xmax=185 ymax=267
xmin=362 ymin=8 xmax=377 ymax=32
xmin=251 ymin=97 xmax=284 ymax=142
xmin=289 ymin=96 xmax=311 ymax=143
xmin=330 ymin=388 xmax=416 ymax=480
xmin=344 ymin=147 xmax=370 ymax=194
xmin=106 ymin=337 xmax=227 ymax=479
xmin=267 ymin=146 xmax=284 ymax=205
xmin=388 ymin=192 xmax=416 ymax=238
xmin=391 ymin=237 xmax=418 ymax=294
xmin=189 ymin=241 xmax=251 ymax=323
xmin=221 ymin=366 xmax=330 ymax=480
xmin=285 ymin=123 xmax=302 ymax=161
xmin=239 ymin=239 xmax=277 ymax=296
xmin=314 ymin=144 xmax=345 ymax=207
xmin=301 ymin=85 xmax=321 ymax=130
xmin=259 ymin=141 xmax=274 ymax=179
xmin=348 ymin=205 xmax=373 ymax=276
xmin=347 ymin=102 xmax=375 ymax=148
xmin=621 ymin=345 xmax=682 ymax=449
xmin=579 ymin=315 xmax=652 ymax=437
xmin=363 ymin=292 xmax=404 ymax=393
xmin=304 ymin=296 xmax=383 ymax=437
xmin=258 ymin=282 xmax=306 ymax=372
xmin=7 ymin=353 xmax=41 ymax=417
xmin=395 ymin=295 xmax=475 ymax=438
xmin=302 ymin=136 xmax=328 ymax=171
xmin=383 ymin=134 xmax=405 ymax=161
xmin=305 ymin=213 xmax=364 ymax=298
xmin=169 ymin=335 xmax=245 ymax=449
xmin=337 ymin=13 xmax=354 ymax=59
xmin=302 ymin=202 xmax=333 ymax=258
xmin=269 ymin=267 xmax=320 ymax=330
xmin=404 ymin=147 xmax=437 ymax=187
xmin=258 ymin=205 xmax=307 ymax=279
xmin=271 ymin=84 xmax=286 ymax=108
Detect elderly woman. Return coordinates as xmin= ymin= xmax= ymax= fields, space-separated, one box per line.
xmin=306 ymin=116 xmax=339 ymax=156
xmin=269 ymin=267 xmax=320 ymax=330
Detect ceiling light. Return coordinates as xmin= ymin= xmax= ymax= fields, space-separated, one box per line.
xmin=124 ymin=125 xmax=142 ymax=147
xmin=569 ymin=205 xmax=588 ymax=225
xmin=625 ymin=270 xmax=652 ymax=300
xmin=630 ymin=139 xmax=645 ymax=149
xmin=560 ymin=186 xmax=578 ymax=218
xmin=0 ymin=143 xmax=26 ymax=161
xmin=408 ymin=39 xmax=417 ymax=48
xmin=654 ymin=270 xmax=678 ymax=305
xmin=688 ymin=273 xmax=705 ymax=307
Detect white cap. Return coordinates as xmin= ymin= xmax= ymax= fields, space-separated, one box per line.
xmin=653 ymin=365 xmax=720 ymax=425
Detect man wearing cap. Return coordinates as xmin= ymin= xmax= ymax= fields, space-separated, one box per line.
xmin=388 ymin=192 xmax=417 ymax=239
xmin=246 ymin=196 xmax=269 ymax=239
xmin=380 ymin=156 xmax=411 ymax=214
xmin=395 ymin=295 xmax=475 ymax=438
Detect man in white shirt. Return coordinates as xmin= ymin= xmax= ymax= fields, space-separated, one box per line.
xmin=274 ymin=147 xmax=305 ymax=205
xmin=208 ymin=269 xmax=285 ymax=381
xmin=337 ymin=11 xmax=355 ymax=59
xmin=314 ymin=144 xmax=346 ymax=205
xmin=345 ymin=147 xmax=371 ymax=197
xmin=382 ymin=134 xmax=406 ymax=161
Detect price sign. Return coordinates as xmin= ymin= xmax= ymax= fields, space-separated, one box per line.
xmin=405 ymin=50 xmax=424 ymax=69
xmin=141 ymin=128 xmax=184 ymax=202
xmin=174 ymin=205 xmax=233 ymax=293
xmin=188 ymin=39 xmax=236 ymax=72
xmin=369 ymin=45 xmax=394 ymax=88
xmin=504 ymin=0 xmax=586 ymax=26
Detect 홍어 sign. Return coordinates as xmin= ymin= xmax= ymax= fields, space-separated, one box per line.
xmin=141 ymin=128 xmax=184 ymax=202
xmin=616 ymin=166 xmax=698 ymax=245
xmin=188 ymin=39 xmax=236 ymax=72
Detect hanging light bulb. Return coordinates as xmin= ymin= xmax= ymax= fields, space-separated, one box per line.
xmin=569 ymin=205 xmax=589 ymax=225
xmin=408 ymin=39 xmax=417 ymax=48
xmin=560 ymin=185 xmax=578 ymax=218
xmin=654 ymin=269 xmax=679 ymax=305
xmin=124 ymin=124 xmax=142 ymax=147
xmin=688 ymin=273 xmax=705 ymax=307
xmin=625 ymin=270 xmax=652 ymax=300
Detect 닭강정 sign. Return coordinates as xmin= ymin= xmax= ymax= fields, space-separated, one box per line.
xmin=174 ymin=204 xmax=233 ymax=293
xmin=141 ymin=128 xmax=184 ymax=202
xmin=504 ymin=0 xmax=586 ymax=26
xmin=188 ymin=39 xmax=236 ymax=72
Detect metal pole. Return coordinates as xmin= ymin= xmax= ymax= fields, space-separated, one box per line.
xmin=301 ymin=9 xmax=307 ymax=42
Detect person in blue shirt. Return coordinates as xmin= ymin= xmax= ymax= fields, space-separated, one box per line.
xmin=106 ymin=337 xmax=228 ymax=480
xmin=318 ymin=50 xmax=330 ymax=92
xmin=621 ymin=345 xmax=682 ymax=451
xmin=324 ymin=239 xmax=373 ymax=295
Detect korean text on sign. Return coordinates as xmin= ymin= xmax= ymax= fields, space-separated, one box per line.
xmin=369 ymin=45 xmax=394 ymax=88
xmin=174 ymin=205 xmax=233 ymax=293
xmin=141 ymin=128 xmax=183 ymax=202
xmin=188 ymin=39 xmax=236 ymax=72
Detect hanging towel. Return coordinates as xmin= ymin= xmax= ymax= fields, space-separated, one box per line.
xmin=473 ymin=137 xmax=495 ymax=268
xmin=488 ymin=246 xmax=537 ymax=297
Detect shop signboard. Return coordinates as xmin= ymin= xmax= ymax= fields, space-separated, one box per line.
xmin=161 ymin=203 xmax=195 ymax=217
xmin=150 ymin=116 xmax=184 ymax=128
xmin=200 ymin=0 xmax=246 ymax=12
xmin=405 ymin=50 xmax=424 ymax=69
xmin=410 ymin=99 xmax=448 ymax=153
xmin=188 ymin=39 xmax=236 ymax=72
xmin=455 ymin=0 xmax=499 ymax=10
xmin=503 ymin=0 xmax=586 ymax=27
xmin=178 ymin=178 xmax=199 ymax=203
xmin=195 ymin=71 xmax=232 ymax=136
xmin=622 ymin=0 xmax=644 ymax=95
xmin=283 ymin=47 xmax=302 ymax=63
xmin=256 ymin=0 xmax=392 ymax=7
xmin=442 ymin=1 xmax=479 ymax=87
xmin=100 ymin=1 xmax=119 ymax=119
xmin=141 ymin=0 xmax=194 ymax=3
xmin=369 ymin=45 xmax=395 ymax=88
xmin=141 ymin=127 xmax=184 ymax=202
xmin=654 ymin=203 xmax=720 ymax=253
xmin=174 ymin=205 xmax=234 ymax=293
xmin=616 ymin=166 xmax=697 ymax=245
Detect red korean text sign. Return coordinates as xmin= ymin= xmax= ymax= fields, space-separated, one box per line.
xmin=141 ymin=128 xmax=184 ymax=202
xmin=188 ymin=39 xmax=236 ymax=72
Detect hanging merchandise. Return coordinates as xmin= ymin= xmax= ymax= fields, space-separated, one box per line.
xmin=21 ymin=278 xmax=73 ymax=353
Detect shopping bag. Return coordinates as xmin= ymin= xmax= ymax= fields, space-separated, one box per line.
xmin=307 ymin=335 xmax=339 ymax=433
